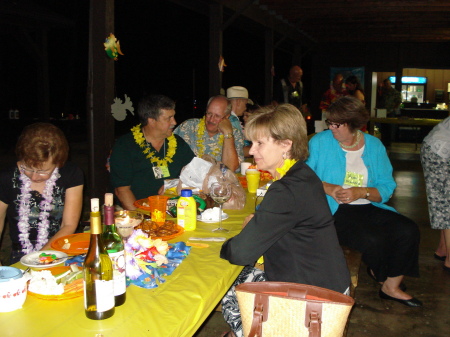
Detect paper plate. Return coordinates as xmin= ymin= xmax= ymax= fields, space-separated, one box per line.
xmin=27 ymin=266 xmax=84 ymax=300
xmin=20 ymin=250 xmax=68 ymax=269
xmin=51 ymin=233 xmax=90 ymax=255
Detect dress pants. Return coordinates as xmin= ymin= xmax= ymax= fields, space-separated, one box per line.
xmin=333 ymin=204 xmax=420 ymax=282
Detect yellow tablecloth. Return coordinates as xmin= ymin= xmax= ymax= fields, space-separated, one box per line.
xmin=1 ymin=193 xmax=259 ymax=337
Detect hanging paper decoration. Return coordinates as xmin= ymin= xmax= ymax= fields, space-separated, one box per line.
xmin=218 ymin=55 xmax=227 ymax=72
xmin=111 ymin=94 xmax=134 ymax=121
xmin=104 ymin=33 xmax=124 ymax=60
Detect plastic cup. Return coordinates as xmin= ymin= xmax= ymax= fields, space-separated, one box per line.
xmin=240 ymin=162 xmax=252 ymax=174
xmin=148 ymin=195 xmax=170 ymax=223
xmin=246 ymin=169 xmax=261 ymax=193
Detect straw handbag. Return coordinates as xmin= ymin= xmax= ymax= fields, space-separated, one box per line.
xmin=235 ymin=282 xmax=354 ymax=337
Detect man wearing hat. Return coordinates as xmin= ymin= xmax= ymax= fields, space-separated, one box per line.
xmin=227 ymin=86 xmax=249 ymax=120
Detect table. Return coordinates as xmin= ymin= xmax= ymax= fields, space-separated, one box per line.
xmin=1 ymin=192 xmax=259 ymax=337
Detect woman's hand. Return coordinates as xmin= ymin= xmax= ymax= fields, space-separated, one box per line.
xmin=335 ymin=187 xmax=366 ymax=204
xmin=242 ymin=214 xmax=254 ymax=229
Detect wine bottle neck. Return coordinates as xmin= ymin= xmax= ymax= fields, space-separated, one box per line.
xmin=104 ymin=205 xmax=114 ymax=226
xmin=90 ymin=212 xmax=102 ymax=234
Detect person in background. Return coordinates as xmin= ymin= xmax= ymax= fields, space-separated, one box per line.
xmin=174 ymin=95 xmax=244 ymax=172
xmin=319 ymin=73 xmax=348 ymax=112
xmin=0 ymin=123 xmax=84 ymax=265
xmin=379 ymin=78 xmax=402 ymax=116
xmin=110 ymin=94 xmax=194 ymax=210
xmin=307 ymin=96 xmax=422 ymax=307
xmin=420 ymin=117 xmax=450 ymax=273
xmin=220 ymin=104 xmax=350 ymax=337
xmin=226 ymin=86 xmax=249 ymax=133
xmin=345 ymin=75 xmax=365 ymax=105
xmin=377 ymin=78 xmax=403 ymax=145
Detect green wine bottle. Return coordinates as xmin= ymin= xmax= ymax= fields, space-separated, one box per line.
xmin=102 ymin=193 xmax=126 ymax=306
xmin=83 ymin=198 xmax=115 ymax=320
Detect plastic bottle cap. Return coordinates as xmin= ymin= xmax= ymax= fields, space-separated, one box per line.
xmin=181 ymin=189 xmax=193 ymax=197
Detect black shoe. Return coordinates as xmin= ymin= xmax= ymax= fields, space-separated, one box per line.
xmin=379 ymin=290 xmax=422 ymax=307
xmin=367 ymin=267 xmax=407 ymax=291
xmin=434 ymin=253 xmax=446 ymax=261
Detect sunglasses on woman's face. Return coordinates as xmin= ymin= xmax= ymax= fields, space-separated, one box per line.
xmin=325 ymin=119 xmax=343 ymax=129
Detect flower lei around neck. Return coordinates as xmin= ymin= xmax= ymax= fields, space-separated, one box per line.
xmin=131 ymin=124 xmax=177 ymax=166
xmin=274 ymin=158 xmax=298 ymax=181
xmin=18 ymin=167 xmax=60 ymax=254
xmin=196 ymin=117 xmax=224 ymax=158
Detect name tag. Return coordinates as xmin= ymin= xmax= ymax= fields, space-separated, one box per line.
xmin=344 ymin=171 xmax=363 ymax=187
xmin=153 ymin=166 xmax=170 ymax=179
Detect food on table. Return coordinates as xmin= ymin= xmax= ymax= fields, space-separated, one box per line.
xmin=61 ymin=238 xmax=71 ymax=250
xmin=38 ymin=253 xmax=57 ymax=264
xmin=28 ymin=270 xmax=64 ymax=295
xmin=136 ymin=219 xmax=179 ymax=238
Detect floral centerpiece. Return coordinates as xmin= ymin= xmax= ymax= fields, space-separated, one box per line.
xmin=124 ymin=229 xmax=191 ymax=289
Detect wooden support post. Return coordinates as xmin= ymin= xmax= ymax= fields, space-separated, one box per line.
xmin=87 ymin=0 xmax=115 ymax=198
xmin=264 ymin=28 xmax=274 ymax=105
xmin=209 ymin=3 xmax=223 ymax=97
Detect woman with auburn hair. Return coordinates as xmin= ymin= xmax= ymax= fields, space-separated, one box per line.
xmin=0 ymin=123 xmax=84 ymax=264
xmin=220 ymin=104 xmax=350 ymax=337
xmin=307 ymin=96 xmax=421 ymax=307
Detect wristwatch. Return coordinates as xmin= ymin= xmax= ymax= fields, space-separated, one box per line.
xmin=223 ymin=133 xmax=234 ymax=139
xmin=365 ymin=187 xmax=370 ymax=199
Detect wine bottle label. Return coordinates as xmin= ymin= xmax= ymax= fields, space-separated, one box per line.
xmin=95 ymin=279 xmax=114 ymax=312
xmin=109 ymin=250 xmax=126 ymax=296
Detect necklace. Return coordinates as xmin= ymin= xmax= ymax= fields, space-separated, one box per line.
xmin=196 ymin=117 xmax=224 ymax=158
xmin=17 ymin=167 xmax=60 ymax=254
xmin=274 ymin=158 xmax=298 ymax=181
xmin=339 ymin=131 xmax=362 ymax=149
xmin=131 ymin=124 xmax=177 ymax=166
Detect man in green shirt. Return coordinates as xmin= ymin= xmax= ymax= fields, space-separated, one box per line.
xmin=110 ymin=94 xmax=194 ymax=210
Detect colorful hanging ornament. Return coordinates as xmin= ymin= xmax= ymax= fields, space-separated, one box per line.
xmin=218 ymin=55 xmax=227 ymax=72
xmin=104 ymin=33 xmax=124 ymax=60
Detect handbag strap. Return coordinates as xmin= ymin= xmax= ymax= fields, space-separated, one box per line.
xmin=247 ymin=288 xmax=323 ymax=337
xmin=305 ymin=301 xmax=322 ymax=337
xmin=248 ymin=293 xmax=269 ymax=337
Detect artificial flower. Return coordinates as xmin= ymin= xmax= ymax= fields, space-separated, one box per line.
xmin=131 ymin=124 xmax=177 ymax=167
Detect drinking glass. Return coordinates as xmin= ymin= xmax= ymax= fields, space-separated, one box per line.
xmin=114 ymin=210 xmax=144 ymax=242
xmin=209 ymin=182 xmax=232 ymax=233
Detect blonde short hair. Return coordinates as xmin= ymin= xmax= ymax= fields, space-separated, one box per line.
xmin=245 ymin=104 xmax=309 ymax=161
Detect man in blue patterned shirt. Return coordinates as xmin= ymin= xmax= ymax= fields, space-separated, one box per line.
xmin=174 ymin=95 xmax=244 ymax=172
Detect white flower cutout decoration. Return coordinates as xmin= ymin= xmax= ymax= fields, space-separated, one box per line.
xmin=111 ymin=94 xmax=134 ymax=121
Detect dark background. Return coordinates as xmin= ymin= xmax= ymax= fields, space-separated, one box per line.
xmin=1 ymin=0 xmax=299 ymax=137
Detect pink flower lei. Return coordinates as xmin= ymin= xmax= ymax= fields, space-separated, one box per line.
xmin=17 ymin=168 xmax=60 ymax=254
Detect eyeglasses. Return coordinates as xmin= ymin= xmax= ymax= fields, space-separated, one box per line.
xmin=325 ymin=119 xmax=343 ymax=129
xmin=20 ymin=165 xmax=53 ymax=177
xmin=205 ymin=112 xmax=225 ymax=120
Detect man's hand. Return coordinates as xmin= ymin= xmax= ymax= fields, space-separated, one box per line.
xmin=218 ymin=118 xmax=233 ymax=135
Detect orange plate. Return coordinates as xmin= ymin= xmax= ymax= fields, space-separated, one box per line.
xmin=133 ymin=197 xmax=153 ymax=211
xmin=50 ymin=233 xmax=90 ymax=255
xmin=28 ymin=266 xmax=84 ymax=301
xmin=136 ymin=221 xmax=185 ymax=241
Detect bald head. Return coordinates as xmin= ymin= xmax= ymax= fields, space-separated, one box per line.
xmin=289 ymin=66 xmax=303 ymax=84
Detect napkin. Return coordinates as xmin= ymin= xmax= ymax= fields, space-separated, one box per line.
xmin=200 ymin=207 xmax=226 ymax=221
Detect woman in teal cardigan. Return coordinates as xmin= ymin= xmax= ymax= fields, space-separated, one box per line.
xmin=307 ymin=96 xmax=422 ymax=307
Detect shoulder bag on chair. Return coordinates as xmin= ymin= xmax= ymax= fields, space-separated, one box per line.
xmin=235 ymin=282 xmax=354 ymax=337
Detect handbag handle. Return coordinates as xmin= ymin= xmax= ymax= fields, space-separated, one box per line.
xmin=247 ymin=287 xmax=323 ymax=337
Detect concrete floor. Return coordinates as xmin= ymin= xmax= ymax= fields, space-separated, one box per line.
xmin=1 ymin=142 xmax=449 ymax=336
